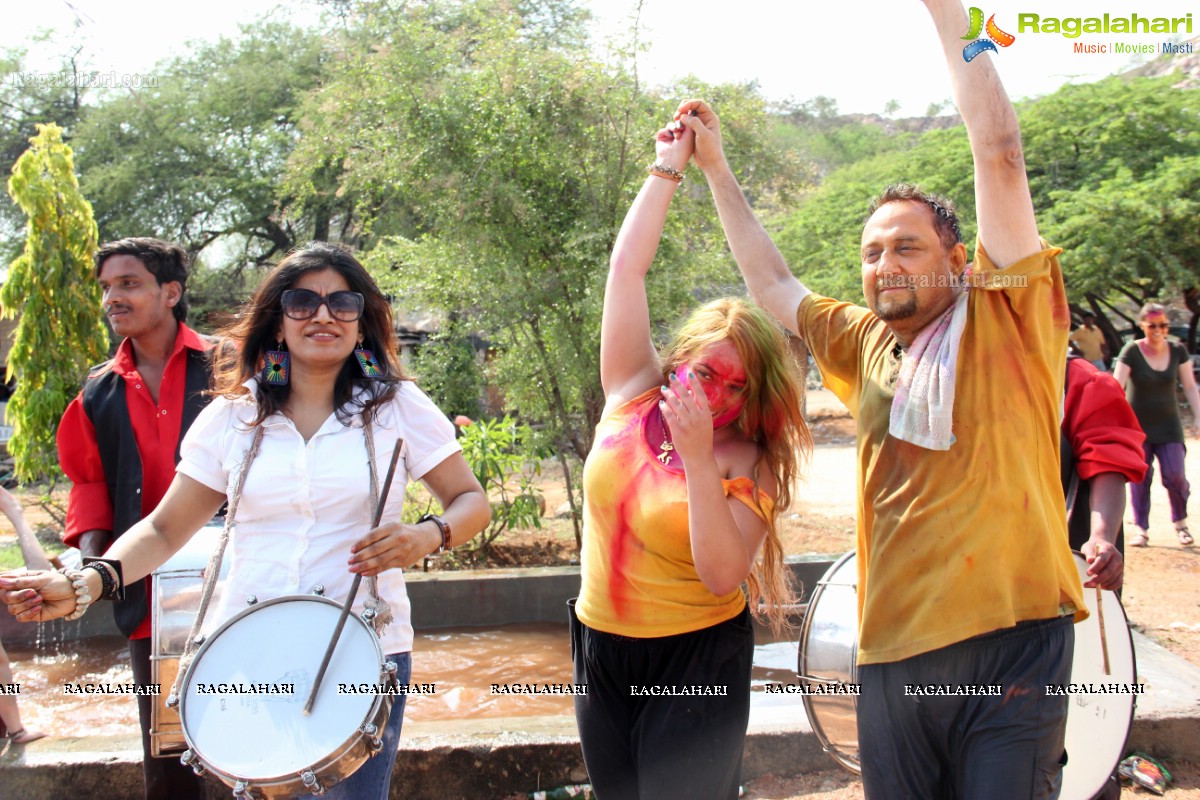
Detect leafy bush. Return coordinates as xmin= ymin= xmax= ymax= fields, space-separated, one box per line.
xmin=457 ymin=416 xmax=548 ymax=561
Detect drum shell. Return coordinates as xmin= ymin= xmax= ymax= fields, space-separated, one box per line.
xmin=796 ymin=551 xmax=861 ymax=772
xmin=179 ymin=594 xmax=393 ymax=799
xmin=795 ymin=550 xmax=1136 ymax=800
xmin=150 ymin=521 xmax=229 ymax=757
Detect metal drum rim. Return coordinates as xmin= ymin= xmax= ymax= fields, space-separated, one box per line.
xmin=797 ymin=550 xmax=862 ymax=775
xmin=178 ymin=593 xmax=388 ymax=786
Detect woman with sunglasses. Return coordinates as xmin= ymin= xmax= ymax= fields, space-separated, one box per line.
xmin=570 ymin=120 xmax=810 ymax=799
xmin=1 ymin=242 xmax=491 ymax=799
xmin=1113 ymin=302 xmax=1200 ymax=547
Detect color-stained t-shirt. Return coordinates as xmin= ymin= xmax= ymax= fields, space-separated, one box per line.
xmin=576 ymin=390 xmax=772 ymax=638
xmin=1070 ymin=325 xmax=1106 ymax=362
xmin=1116 ymin=340 xmax=1189 ymax=444
xmin=797 ymin=242 xmax=1086 ymax=665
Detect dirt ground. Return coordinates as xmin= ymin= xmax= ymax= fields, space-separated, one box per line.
xmin=2 ymin=388 xmax=1198 ymax=797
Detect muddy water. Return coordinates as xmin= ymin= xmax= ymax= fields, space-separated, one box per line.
xmin=7 ymin=625 xmax=801 ymax=737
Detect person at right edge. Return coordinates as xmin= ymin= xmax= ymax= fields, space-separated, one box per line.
xmin=674 ymin=0 xmax=1088 ymax=796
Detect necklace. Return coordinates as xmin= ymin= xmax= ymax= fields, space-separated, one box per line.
xmin=656 ymin=406 xmax=674 ymax=465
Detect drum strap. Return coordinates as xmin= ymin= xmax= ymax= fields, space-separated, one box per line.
xmin=361 ymin=422 xmax=396 ymax=636
xmin=169 ymin=424 xmax=265 ymax=706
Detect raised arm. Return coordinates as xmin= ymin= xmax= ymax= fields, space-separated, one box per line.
xmin=924 ymin=0 xmax=1040 ymax=266
xmin=676 ymin=100 xmax=809 ymax=337
xmin=600 ymin=124 xmax=694 ymax=414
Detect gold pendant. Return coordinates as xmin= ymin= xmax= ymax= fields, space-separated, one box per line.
xmin=657 ymin=441 xmax=674 ymax=465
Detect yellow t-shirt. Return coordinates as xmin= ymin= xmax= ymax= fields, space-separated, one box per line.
xmin=798 ymin=243 xmax=1086 ymax=665
xmin=576 ymin=390 xmax=773 ymax=637
xmin=1070 ymin=325 xmax=1106 ymax=362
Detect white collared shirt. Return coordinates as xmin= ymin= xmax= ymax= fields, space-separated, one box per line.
xmin=177 ymin=380 xmax=460 ymax=654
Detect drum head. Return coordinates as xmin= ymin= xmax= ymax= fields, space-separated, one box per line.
xmin=181 ymin=595 xmax=384 ymax=781
xmin=1060 ymin=552 xmax=1136 ymax=800
xmin=797 ymin=551 xmax=861 ymax=773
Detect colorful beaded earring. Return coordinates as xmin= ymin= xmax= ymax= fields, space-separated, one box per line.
xmin=354 ymin=338 xmax=384 ymax=378
xmin=263 ymin=342 xmax=290 ymax=385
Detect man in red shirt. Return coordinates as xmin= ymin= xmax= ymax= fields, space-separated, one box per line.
xmin=57 ymin=238 xmax=211 ymax=800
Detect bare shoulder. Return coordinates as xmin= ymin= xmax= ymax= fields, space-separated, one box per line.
xmin=716 ymin=435 xmax=767 ymax=484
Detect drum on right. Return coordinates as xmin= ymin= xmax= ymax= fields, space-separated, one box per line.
xmin=797 ymin=551 xmax=1136 ymax=800
xmin=1060 ymin=552 xmax=1137 ymax=800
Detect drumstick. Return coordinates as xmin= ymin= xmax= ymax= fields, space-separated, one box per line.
xmin=1096 ymin=586 xmax=1111 ymax=676
xmin=303 ymin=438 xmax=405 ymax=715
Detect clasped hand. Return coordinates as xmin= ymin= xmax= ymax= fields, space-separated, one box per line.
xmin=0 ymin=569 xmax=74 ymax=622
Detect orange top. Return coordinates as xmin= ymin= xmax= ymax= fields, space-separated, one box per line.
xmin=576 ymin=390 xmax=773 ymax=637
xmin=798 ymin=242 xmax=1086 ymax=665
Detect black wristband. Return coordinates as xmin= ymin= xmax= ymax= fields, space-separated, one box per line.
xmin=418 ymin=514 xmax=453 ymax=554
xmin=82 ymin=557 xmax=125 ymax=601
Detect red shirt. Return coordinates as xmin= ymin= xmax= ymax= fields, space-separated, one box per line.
xmin=57 ymin=322 xmax=210 ymax=639
xmin=1063 ymin=358 xmax=1147 ymax=484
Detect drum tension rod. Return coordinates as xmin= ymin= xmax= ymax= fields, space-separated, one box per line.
xmin=303 ymin=438 xmax=405 ymax=715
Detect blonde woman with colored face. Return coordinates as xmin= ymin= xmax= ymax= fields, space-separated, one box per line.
xmin=570 ymin=119 xmax=810 ymax=800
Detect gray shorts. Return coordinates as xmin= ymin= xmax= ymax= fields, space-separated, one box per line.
xmin=857 ymin=615 xmax=1074 ymax=800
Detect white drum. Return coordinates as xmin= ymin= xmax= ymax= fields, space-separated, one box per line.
xmin=1060 ymin=553 xmax=1136 ymax=799
xmin=179 ymin=595 xmax=395 ymax=799
xmin=797 ymin=551 xmax=1135 ymax=799
xmin=795 ymin=551 xmax=860 ymax=772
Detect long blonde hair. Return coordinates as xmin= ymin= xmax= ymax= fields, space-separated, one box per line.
xmin=661 ymin=298 xmax=812 ymax=634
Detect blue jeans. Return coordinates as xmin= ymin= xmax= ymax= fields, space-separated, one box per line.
xmin=314 ymin=651 xmax=410 ymax=800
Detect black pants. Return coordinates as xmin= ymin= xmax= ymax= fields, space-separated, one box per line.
xmin=858 ymin=616 xmax=1074 ymax=800
xmin=128 ymin=637 xmax=205 ymax=800
xmin=569 ymin=599 xmax=753 ymax=800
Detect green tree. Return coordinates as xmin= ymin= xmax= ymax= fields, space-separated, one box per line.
xmin=2 ymin=124 xmax=108 ymax=482
xmin=772 ymin=75 xmax=1199 ymax=346
xmin=286 ymin=0 xmax=804 ymax=537
xmin=72 ymin=22 xmax=328 ymax=266
xmin=0 ymin=42 xmax=91 ymax=267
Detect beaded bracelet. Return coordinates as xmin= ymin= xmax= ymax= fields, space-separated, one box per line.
xmin=58 ymin=568 xmax=94 ymax=621
xmin=84 ymin=562 xmax=117 ymax=602
xmin=83 ymin=557 xmax=125 ymax=601
xmin=647 ymin=162 xmax=685 ymax=183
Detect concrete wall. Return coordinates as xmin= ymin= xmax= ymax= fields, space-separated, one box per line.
xmin=0 ymin=555 xmax=843 ymax=646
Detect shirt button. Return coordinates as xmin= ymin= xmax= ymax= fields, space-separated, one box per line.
xmin=161 ymin=410 xmax=167 ymax=416
xmin=135 ymin=384 xmax=142 ymax=389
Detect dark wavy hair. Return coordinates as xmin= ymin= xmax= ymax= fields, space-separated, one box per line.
xmin=94 ymin=238 xmax=190 ymax=322
xmin=212 ymin=242 xmax=409 ymax=426
xmin=866 ymin=183 xmax=962 ymax=252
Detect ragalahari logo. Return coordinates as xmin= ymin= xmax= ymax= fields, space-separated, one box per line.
xmin=961 ymin=7 xmax=1016 ymax=61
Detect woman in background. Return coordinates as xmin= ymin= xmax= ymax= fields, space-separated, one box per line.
xmin=1114 ymin=302 xmax=1200 ymax=547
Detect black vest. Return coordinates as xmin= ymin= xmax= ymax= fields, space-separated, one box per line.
xmin=80 ymin=347 xmax=212 ymax=636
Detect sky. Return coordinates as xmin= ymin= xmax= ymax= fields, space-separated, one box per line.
xmin=3 ymin=0 xmax=1197 ymax=116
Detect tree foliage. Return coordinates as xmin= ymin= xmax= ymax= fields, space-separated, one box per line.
xmin=0 ymin=42 xmax=90 ymax=268
xmin=2 ymin=124 xmax=108 ymax=482
xmin=71 ymin=22 xmax=328 ymax=266
xmin=286 ymin=0 xmax=805 ymax=471
xmin=772 ymin=74 xmax=1200 ymax=347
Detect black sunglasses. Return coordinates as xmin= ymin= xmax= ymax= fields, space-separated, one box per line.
xmin=281 ymin=289 xmax=365 ymax=322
